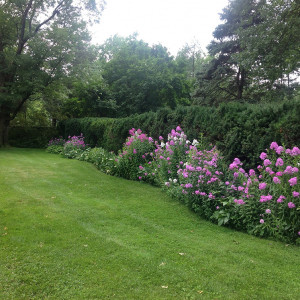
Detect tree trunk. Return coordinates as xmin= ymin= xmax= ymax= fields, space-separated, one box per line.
xmin=52 ymin=118 xmax=57 ymax=127
xmin=0 ymin=116 xmax=10 ymax=147
xmin=237 ymin=68 xmax=246 ymax=100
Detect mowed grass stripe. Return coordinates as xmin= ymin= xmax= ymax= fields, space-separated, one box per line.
xmin=0 ymin=148 xmax=299 ymax=299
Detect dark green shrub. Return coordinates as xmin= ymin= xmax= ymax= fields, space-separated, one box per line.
xmin=59 ymin=99 xmax=300 ymax=169
xmin=9 ymin=126 xmax=59 ymax=148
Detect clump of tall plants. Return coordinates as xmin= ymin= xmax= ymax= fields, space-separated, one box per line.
xmin=47 ymin=128 xmax=299 ymax=244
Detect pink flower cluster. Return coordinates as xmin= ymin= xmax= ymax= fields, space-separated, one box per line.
xmin=65 ymin=133 xmax=86 ymax=149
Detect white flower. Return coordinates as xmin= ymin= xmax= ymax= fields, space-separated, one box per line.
xmin=173 ymin=179 xmax=178 ymax=183
xmin=192 ymin=139 xmax=199 ymax=146
xmin=161 ymin=142 xmax=165 ymax=148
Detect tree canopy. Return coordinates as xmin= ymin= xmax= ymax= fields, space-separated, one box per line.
xmin=193 ymin=0 xmax=300 ymax=105
xmin=0 ymin=0 xmax=105 ymax=146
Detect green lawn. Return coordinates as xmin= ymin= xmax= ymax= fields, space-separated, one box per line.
xmin=0 ymin=148 xmax=299 ymax=299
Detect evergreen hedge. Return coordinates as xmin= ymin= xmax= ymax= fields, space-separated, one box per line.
xmin=58 ymin=100 xmax=300 ymax=169
xmin=8 ymin=126 xmax=60 ymax=148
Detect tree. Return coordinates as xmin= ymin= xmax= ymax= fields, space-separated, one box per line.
xmin=63 ymin=61 xmax=117 ymax=119
xmin=236 ymin=0 xmax=300 ymax=89
xmin=194 ymin=0 xmax=300 ymax=105
xmin=0 ymin=0 xmax=105 ymax=146
xmin=200 ymin=0 xmax=264 ymax=103
xmin=101 ymin=36 xmax=191 ymax=117
xmin=175 ymin=41 xmax=206 ymax=79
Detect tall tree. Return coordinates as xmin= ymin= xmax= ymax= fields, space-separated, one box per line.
xmin=236 ymin=0 xmax=300 ymax=88
xmin=194 ymin=0 xmax=264 ymax=104
xmin=101 ymin=36 xmax=191 ymax=117
xmin=194 ymin=0 xmax=299 ymax=105
xmin=0 ymin=0 xmax=105 ymax=146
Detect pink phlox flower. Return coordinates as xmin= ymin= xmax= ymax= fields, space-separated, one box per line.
xmin=275 ymin=158 xmax=284 ymax=167
xmin=260 ymin=219 xmax=264 ymax=224
xmin=264 ymin=159 xmax=272 ymax=167
xmin=260 ymin=152 xmax=267 ymax=160
xmin=176 ymin=126 xmax=182 ymax=132
xmin=284 ymin=166 xmax=293 ymax=174
xmin=229 ymin=162 xmax=238 ymax=170
xmin=205 ymin=170 xmax=212 ymax=176
xmin=210 ymin=177 xmax=218 ymax=183
xmin=292 ymin=191 xmax=299 ymax=198
xmin=231 ymin=185 xmax=237 ymax=191
xmin=259 ymin=182 xmax=267 ymax=190
xmin=291 ymin=147 xmax=300 ymax=156
xmin=129 ymin=128 xmax=135 ymax=135
xmin=265 ymin=209 xmax=271 ymax=214
xmin=238 ymin=186 xmax=244 ymax=192
xmin=133 ymin=149 xmax=137 ymax=154
xmin=234 ymin=199 xmax=245 ymax=205
xmin=233 ymin=158 xmax=242 ymax=165
xmin=186 ymin=164 xmax=195 ymax=171
xmin=208 ymin=193 xmax=215 ymax=199
xmin=277 ymin=195 xmax=286 ymax=203
xmin=239 ymin=168 xmax=245 ymax=174
xmin=276 ymin=171 xmax=283 ymax=177
xmin=273 ymin=177 xmax=281 ymax=184
xmin=288 ymin=177 xmax=297 ymax=186
xmin=292 ymin=167 xmax=299 ymax=173
xmin=182 ymin=172 xmax=189 ymax=178
xmin=288 ymin=202 xmax=296 ymax=208
xmin=260 ymin=194 xmax=272 ymax=202
xmin=276 ymin=146 xmax=284 ymax=155
xmin=249 ymin=169 xmax=255 ymax=177
xmin=265 ymin=167 xmax=273 ymax=174
xmin=270 ymin=142 xmax=278 ymax=150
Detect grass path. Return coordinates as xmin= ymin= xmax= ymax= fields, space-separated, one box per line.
xmin=0 ymin=148 xmax=299 ymax=299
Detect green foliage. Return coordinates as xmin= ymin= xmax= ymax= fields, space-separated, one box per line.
xmin=50 ymin=125 xmax=300 ymax=243
xmin=8 ymin=127 xmax=59 ymax=148
xmin=63 ymin=134 xmax=87 ymax=159
xmin=46 ymin=145 xmax=64 ymax=155
xmin=115 ymin=129 xmax=155 ymax=181
xmin=193 ymin=0 xmax=300 ymax=104
xmin=78 ymin=147 xmax=118 ymax=175
xmin=100 ymin=35 xmax=191 ymax=116
xmin=0 ymin=0 xmax=105 ymax=146
xmin=60 ymin=99 xmax=300 ymax=169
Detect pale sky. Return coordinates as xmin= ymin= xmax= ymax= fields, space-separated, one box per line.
xmin=91 ymin=0 xmax=229 ymax=55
